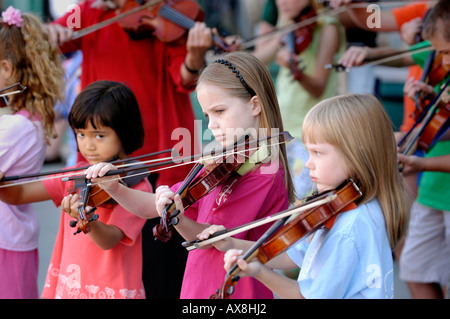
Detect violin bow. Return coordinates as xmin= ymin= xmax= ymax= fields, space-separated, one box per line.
xmin=238 ymin=1 xmax=427 ymax=52
xmin=71 ymin=0 xmax=164 ymax=40
xmin=182 ymin=193 xmax=338 ymax=251
xmin=212 ymin=214 xmax=290 ymax=299
xmin=62 ymin=131 xmax=294 ymax=184
xmin=0 ymin=148 xmax=175 ymax=182
xmin=325 ymin=44 xmax=433 ymax=72
xmin=0 ymin=83 xmax=27 ymax=98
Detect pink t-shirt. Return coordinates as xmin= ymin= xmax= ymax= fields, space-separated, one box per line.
xmin=172 ymin=162 xmax=289 ymax=299
xmin=0 ymin=110 xmax=45 ymax=251
xmin=41 ymin=163 xmax=151 ymax=299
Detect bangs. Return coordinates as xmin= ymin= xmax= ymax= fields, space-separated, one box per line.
xmin=68 ymin=80 xmax=144 ymax=155
xmin=69 ymin=96 xmax=117 ymax=130
xmin=301 ymin=99 xmax=339 ymax=146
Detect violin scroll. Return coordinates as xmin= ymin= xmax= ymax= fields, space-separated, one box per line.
xmin=67 ymin=177 xmax=114 ymax=235
xmin=70 ymin=207 xmax=99 ymax=235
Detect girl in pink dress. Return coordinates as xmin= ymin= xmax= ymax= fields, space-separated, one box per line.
xmin=0 ymin=80 xmax=151 ymax=299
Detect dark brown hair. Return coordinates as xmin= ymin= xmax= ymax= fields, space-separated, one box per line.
xmin=69 ymin=81 xmax=144 ymax=155
xmin=422 ymin=0 xmax=450 ymax=41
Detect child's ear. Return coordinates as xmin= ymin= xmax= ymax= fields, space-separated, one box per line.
xmin=250 ymin=95 xmax=261 ymax=117
xmin=0 ymin=59 xmax=13 ymax=81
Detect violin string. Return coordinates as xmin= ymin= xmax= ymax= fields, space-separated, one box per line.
xmin=72 ymin=0 xmax=164 ymax=40
xmin=159 ymin=4 xmax=195 ymax=30
xmin=239 ymin=1 xmax=433 ymax=51
xmin=399 ymin=76 xmax=450 ymax=155
xmin=75 ymin=144 xmax=265 ymax=189
xmin=184 ymin=194 xmax=338 ymax=250
xmin=0 ymin=136 xmax=290 ymax=189
xmin=64 ymin=138 xmax=286 ymax=189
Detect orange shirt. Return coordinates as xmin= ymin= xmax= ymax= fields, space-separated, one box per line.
xmin=392 ymin=2 xmax=429 ymax=132
xmin=41 ymin=162 xmax=150 ymax=299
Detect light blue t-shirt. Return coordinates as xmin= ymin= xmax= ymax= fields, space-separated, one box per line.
xmin=287 ymin=199 xmax=394 ymax=299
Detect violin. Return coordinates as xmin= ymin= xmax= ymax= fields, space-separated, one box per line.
xmin=73 ymin=0 xmax=235 ymax=52
xmin=414 ymin=52 xmax=449 ymax=120
xmin=153 ymin=135 xmax=257 ymax=242
xmin=210 ymin=179 xmax=362 ymax=299
xmin=68 ymin=161 xmax=153 ymax=235
xmin=153 ymin=131 xmax=294 ymax=242
xmin=325 ymin=44 xmax=433 ymax=72
xmin=182 ymin=189 xmax=339 ymax=251
xmin=283 ymin=5 xmax=316 ymax=81
xmin=398 ymin=75 xmax=450 ymax=169
xmin=69 ymin=179 xmax=104 ymax=235
xmin=68 ymin=157 xmax=125 ymax=235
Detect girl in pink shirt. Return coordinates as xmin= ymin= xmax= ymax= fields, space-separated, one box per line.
xmin=70 ymin=51 xmax=296 ymax=299
xmin=0 ymin=80 xmax=151 ymax=299
xmin=0 ymin=7 xmax=64 ymax=299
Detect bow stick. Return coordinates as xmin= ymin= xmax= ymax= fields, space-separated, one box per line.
xmin=71 ymin=0 xmax=164 ymax=40
xmin=62 ymin=131 xmax=294 ymax=184
xmin=0 ymin=148 xmax=175 ymax=182
xmin=182 ymin=193 xmax=338 ymax=251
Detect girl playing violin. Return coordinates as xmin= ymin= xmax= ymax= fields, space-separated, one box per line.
xmin=202 ymin=94 xmax=408 ymax=299
xmin=0 ymin=7 xmax=64 ymax=299
xmin=0 ymin=80 xmax=151 ymax=299
xmin=255 ymin=0 xmax=346 ymax=199
xmin=72 ymin=51 xmax=295 ymax=299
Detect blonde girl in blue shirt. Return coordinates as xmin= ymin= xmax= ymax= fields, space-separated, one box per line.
xmin=203 ymin=94 xmax=408 ymax=298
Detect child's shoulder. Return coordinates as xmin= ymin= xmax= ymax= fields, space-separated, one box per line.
xmin=0 ymin=112 xmax=42 ymax=138
xmin=333 ymin=198 xmax=386 ymax=239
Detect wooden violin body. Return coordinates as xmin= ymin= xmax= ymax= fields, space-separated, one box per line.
xmin=153 ymin=136 xmax=255 ymax=242
xmin=414 ymin=52 xmax=448 ymax=120
xmin=211 ymin=180 xmax=362 ymax=299
xmin=284 ymin=5 xmax=316 ymax=81
xmin=118 ymin=0 xmax=235 ymax=51
xmin=417 ymin=100 xmax=450 ymax=151
xmin=119 ymin=0 xmax=202 ymax=42
xmin=398 ymin=74 xmax=450 ymax=164
xmin=69 ymin=179 xmax=112 ymax=235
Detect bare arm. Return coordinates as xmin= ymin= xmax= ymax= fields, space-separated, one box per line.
xmin=181 ymin=22 xmax=213 ymax=87
xmin=398 ymin=154 xmax=450 ymax=175
xmin=0 ymin=172 xmax=51 ymax=204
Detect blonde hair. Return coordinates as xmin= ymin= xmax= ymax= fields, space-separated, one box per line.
xmin=197 ymin=51 xmax=295 ymax=204
xmin=0 ymin=12 xmax=65 ymax=143
xmin=302 ymin=94 xmax=408 ymax=249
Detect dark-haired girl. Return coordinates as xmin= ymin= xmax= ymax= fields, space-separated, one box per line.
xmin=0 ymin=80 xmax=151 ymax=299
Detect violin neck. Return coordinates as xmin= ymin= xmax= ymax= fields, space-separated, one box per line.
xmin=228 ymin=217 xmax=287 ymax=277
xmin=159 ymin=4 xmax=195 ymax=30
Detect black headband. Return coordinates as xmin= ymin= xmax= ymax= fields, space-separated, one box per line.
xmin=214 ymin=59 xmax=256 ymax=97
